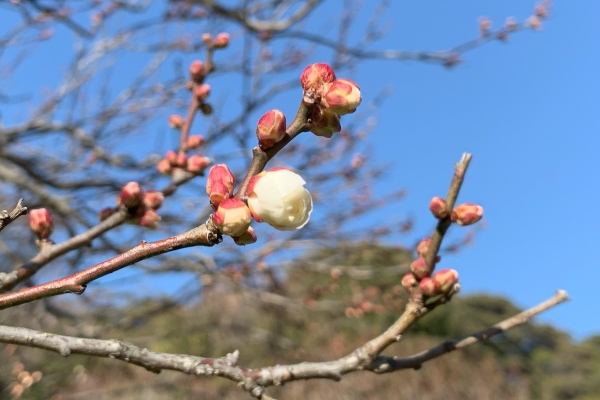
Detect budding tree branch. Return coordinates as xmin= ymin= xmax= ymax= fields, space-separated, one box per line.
xmin=0 ymin=199 xmax=28 ymax=234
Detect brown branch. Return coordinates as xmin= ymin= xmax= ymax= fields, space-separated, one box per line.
xmin=0 ymin=290 xmax=568 ymax=391
xmin=0 ymin=218 xmax=222 ymax=309
xmin=0 ymin=199 xmax=28 ymax=234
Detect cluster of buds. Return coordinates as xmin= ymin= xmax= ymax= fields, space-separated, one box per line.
xmin=299 ymin=63 xmax=362 ymax=138
xmin=29 ymin=208 xmax=53 ymax=240
xmin=202 ymin=32 xmax=230 ymax=49
xmin=400 ymin=236 xmax=459 ymax=298
xmin=156 ymin=141 xmax=211 ymax=176
xmin=100 ymin=182 xmax=164 ymax=229
xmin=429 ymin=196 xmax=484 ymax=226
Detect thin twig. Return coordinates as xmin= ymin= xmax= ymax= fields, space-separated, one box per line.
xmin=0 ymin=199 xmax=28 ymax=234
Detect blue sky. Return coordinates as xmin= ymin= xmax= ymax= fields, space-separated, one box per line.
xmin=2 ymin=1 xmax=598 ymax=339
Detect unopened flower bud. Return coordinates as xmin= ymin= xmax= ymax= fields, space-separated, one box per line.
xmin=451 ymin=203 xmax=484 ymax=226
xmin=300 ymin=63 xmax=336 ymax=90
xmin=233 ymin=226 xmax=258 ymax=246
xmin=199 ymin=102 xmax=213 ymax=115
xmin=429 ymin=196 xmax=449 ymax=219
xmin=98 ymin=207 xmax=116 ymax=221
xmin=187 ymin=155 xmax=211 ymax=174
xmin=401 ymin=272 xmax=417 ymax=292
xmin=165 ymin=150 xmax=178 ymax=166
xmin=324 ymin=79 xmax=361 ymax=115
xmin=208 ymin=181 xmax=230 ymax=207
xmin=478 ymin=17 xmax=491 ymax=36
xmin=505 ymin=17 xmax=518 ymax=31
xmin=186 ymin=135 xmax=204 ymax=149
xmin=195 ymin=83 xmax=211 ymax=101
xmin=419 ymin=277 xmax=441 ymax=297
xmin=176 ymin=152 xmax=188 ymax=168
xmin=310 ymin=107 xmax=341 ymax=138
xmin=189 ymin=60 xmax=205 ymax=81
xmin=416 ymin=238 xmax=431 ymax=258
xmin=143 ymin=190 xmax=164 ymax=210
xmin=157 ymin=159 xmax=172 ymax=174
xmin=535 ymin=3 xmax=549 ymax=18
xmin=139 ymin=209 xmax=161 ymax=229
xmin=432 ymin=269 xmax=459 ymax=294
xmin=527 ymin=15 xmax=542 ymax=30
xmin=29 ymin=208 xmax=53 ymax=239
xmin=202 ymin=33 xmax=212 ymax=45
xmin=213 ymin=198 xmax=251 ymax=236
xmin=213 ymin=32 xmax=230 ymax=48
xmin=410 ymin=257 xmax=431 ymax=279
xmin=256 ymin=109 xmax=286 ymax=149
xmin=117 ymin=182 xmax=143 ymax=208
xmin=168 ymin=114 xmax=185 ymax=129
xmin=206 ymin=164 xmax=235 ymax=196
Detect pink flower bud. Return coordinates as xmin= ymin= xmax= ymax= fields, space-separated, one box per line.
xmin=139 ymin=209 xmax=161 ymax=229
xmin=117 ymin=182 xmax=143 ymax=208
xmin=233 ymin=226 xmax=258 ymax=246
xmin=206 ymin=164 xmax=235 ymax=196
xmin=527 ymin=15 xmax=542 ymax=30
xmin=535 ymin=3 xmax=549 ymax=18
xmin=419 ymin=277 xmax=441 ymax=297
xmin=213 ymin=198 xmax=251 ymax=236
xmin=410 ymin=257 xmax=431 ymax=279
xmin=29 ymin=208 xmax=53 ymax=239
xmin=168 ymin=114 xmax=185 ymax=129
xmin=98 ymin=207 xmax=116 ymax=222
xmin=143 ymin=190 xmax=164 ymax=210
xmin=157 ymin=159 xmax=172 ymax=175
xmin=176 ymin=152 xmax=188 ymax=168
xmin=451 ymin=203 xmax=484 ymax=226
xmin=401 ymin=272 xmax=417 ymax=292
xmin=208 ymin=181 xmax=230 ymax=208
xmin=202 ymin=33 xmax=212 ymax=45
xmin=195 ymin=84 xmax=211 ymax=102
xmin=505 ymin=17 xmax=517 ymax=31
xmin=432 ymin=269 xmax=459 ymax=294
xmin=478 ymin=17 xmax=492 ymax=36
xmin=186 ymin=135 xmax=204 ymax=149
xmin=189 ymin=60 xmax=205 ymax=81
xmin=213 ymin=32 xmax=230 ymax=48
xmin=300 ymin=63 xmax=336 ymax=90
xmin=256 ymin=109 xmax=286 ymax=149
xmin=429 ymin=196 xmax=449 ymax=219
xmin=165 ymin=150 xmax=178 ymax=166
xmin=324 ymin=79 xmax=361 ymax=115
xmin=416 ymin=238 xmax=431 ymax=258
xmin=187 ymin=155 xmax=211 ymax=174
xmin=309 ymin=107 xmax=341 ymax=138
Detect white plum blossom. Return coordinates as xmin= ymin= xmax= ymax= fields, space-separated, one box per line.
xmin=247 ymin=168 xmax=313 ymax=231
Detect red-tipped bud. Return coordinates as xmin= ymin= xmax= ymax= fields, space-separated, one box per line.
xmin=143 ymin=190 xmax=164 ymax=210
xmin=139 ymin=209 xmax=161 ymax=229
xmin=300 ymin=63 xmax=336 ymax=90
xmin=187 ymin=155 xmax=211 ymax=174
xmin=189 ymin=60 xmax=205 ymax=81
xmin=432 ymin=269 xmax=459 ymax=294
xmin=195 ymin=83 xmax=211 ymax=101
xmin=176 ymin=152 xmax=188 ymax=168
xmin=186 ymin=135 xmax=204 ymax=149
xmin=410 ymin=257 xmax=431 ymax=279
xmin=505 ymin=17 xmax=518 ymax=31
xmin=233 ymin=226 xmax=258 ymax=246
xmin=98 ymin=207 xmax=116 ymax=222
xmin=213 ymin=32 xmax=230 ymax=48
xmin=29 ymin=208 xmax=53 ymax=239
xmin=165 ymin=150 xmax=178 ymax=166
xmin=309 ymin=107 xmax=341 ymax=138
xmin=256 ymin=109 xmax=286 ymax=149
xmin=117 ymin=182 xmax=143 ymax=208
xmin=168 ymin=114 xmax=185 ymax=129
xmin=208 ymin=181 xmax=230 ymax=207
xmin=478 ymin=17 xmax=492 ymax=36
xmin=527 ymin=15 xmax=542 ymax=30
xmin=416 ymin=238 xmax=431 ymax=258
xmin=429 ymin=196 xmax=449 ymax=219
xmin=157 ymin=159 xmax=172 ymax=175
xmin=419 ymin=277 xmax=441 ymax=297
xmin=401 ymin=272 xmax=417 ymax=292
xmin=451 ymin=203 xmax=483 ymax=226
xmin=206 ymin=164 xmax=235 ymax=195
xmin=324 ymin=79 xmax=361 ymax=115
xmin=213 ymin=198 xmax=251 ymax=236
